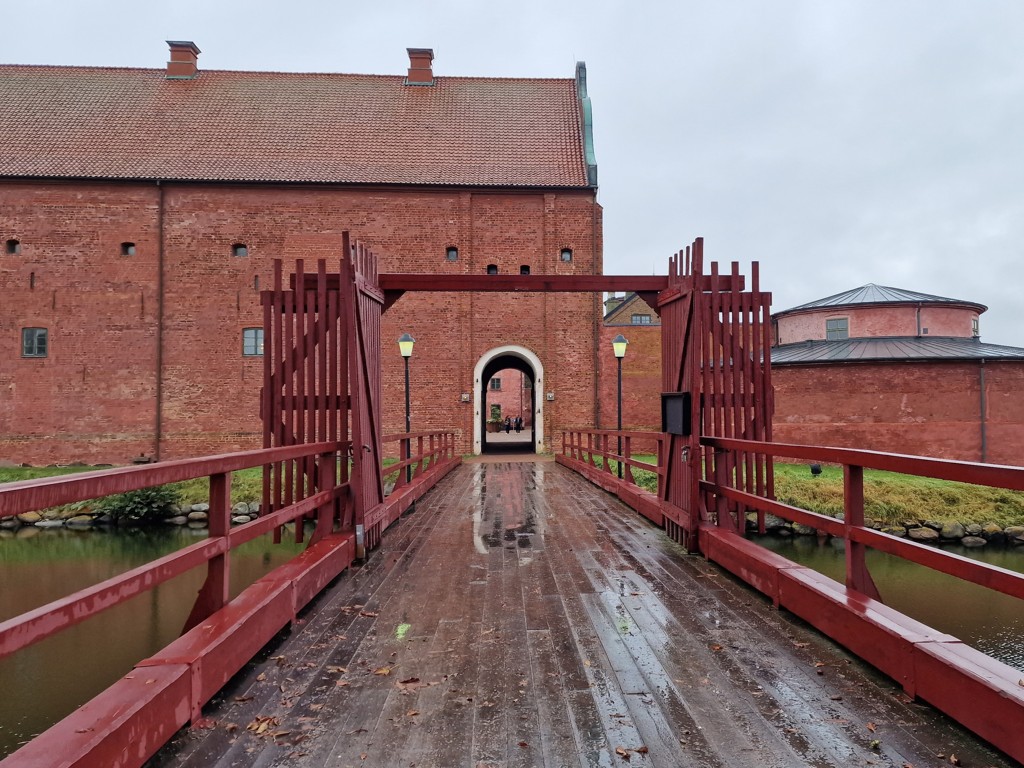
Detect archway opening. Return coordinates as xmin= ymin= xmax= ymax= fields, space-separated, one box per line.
xmin=473 ymin=346 xmax=544 ymax=455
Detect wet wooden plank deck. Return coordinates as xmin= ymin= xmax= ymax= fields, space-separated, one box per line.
xmin=149 ymin=461 xmax=1015 ymax=767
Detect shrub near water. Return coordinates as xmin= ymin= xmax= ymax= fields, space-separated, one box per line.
xmin=100 ymin=485 xmax=182 ymax=523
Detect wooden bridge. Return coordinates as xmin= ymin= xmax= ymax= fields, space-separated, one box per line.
xmin=1 ymin=238 xmax=1023 ymax=767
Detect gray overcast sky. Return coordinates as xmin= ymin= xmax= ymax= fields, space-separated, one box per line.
xmin=5 ymin=1 xmax=1023 ymax=343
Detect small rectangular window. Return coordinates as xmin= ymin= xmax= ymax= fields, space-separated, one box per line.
xmin=972 ymin=317 xmax=980 ymax=337
xmin=22 ymin=327 xmax=47 ymax=357
xmin=489 ymin=377 xmax=501 ymax=391
xmin=242 ymin=328 xmax=264 ymax=356
xmin=825 ymin=317 xmax=849 ymax=341
xmin=233 ymin=243 xmax=249 ymax=258
xmin=121 ymin=242 xmax=136 ymax=256
xmin=631 ymin=314 xmax=652 ymax=325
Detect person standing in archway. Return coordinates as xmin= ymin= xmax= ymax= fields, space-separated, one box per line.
xmin=504 ymin=416 xmax=511 ymax=434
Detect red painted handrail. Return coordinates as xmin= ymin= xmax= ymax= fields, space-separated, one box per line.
xmin=560 ymin=429 xmax=666 ymax=495
xmin=700 ymin=437 xmax=1024 ymax=602
xmin=0 ymin=441 xmax=347 ymax=659
xmin=380 ymin=430 xmax=458 ymax=491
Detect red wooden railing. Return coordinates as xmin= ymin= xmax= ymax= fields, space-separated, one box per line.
xmin=700 ymin=437 xmax=1024 ymax=604
xmin=560 ymin=429 xmax=666 ymax=494
xmin=0 ymin=441 xmax=344 ymax=659
xmin=383 ymin=430 xmax=459 ymax=492
xmin=558 ymin=429 xmax=669 ymax=527
xmin=0 ymin=431 xmax=460 ymax=768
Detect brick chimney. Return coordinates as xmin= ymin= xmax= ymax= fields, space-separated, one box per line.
xmin=166 ymin=40 xmax=201 ymax=79
xmin=405 ymin=48 xmax=434 ymax=86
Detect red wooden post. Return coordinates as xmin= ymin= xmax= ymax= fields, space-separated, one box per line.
xmin=311 ymin=449 xmax=335 ymax=544
xmin=182 ymin=471 xmax=231 ymax=632
xmin=844 ymin=464 xmax=882 ymax=600
xmin=624 ymin=435 xmax=634 ymax=485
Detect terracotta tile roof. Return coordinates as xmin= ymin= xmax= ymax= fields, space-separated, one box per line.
xmin=777 ymin=283 xmax=987 ymax=316
xmin=772 ymin=336 xmax=1024 ymax=365
xmin=0 ymin=65 xmax=591 ymax=187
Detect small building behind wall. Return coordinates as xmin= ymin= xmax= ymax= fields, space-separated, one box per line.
xmin=771 ymin=284 xmax=1024 ymax=464
xmin=0 ymin=43 xmax=602 ymax=464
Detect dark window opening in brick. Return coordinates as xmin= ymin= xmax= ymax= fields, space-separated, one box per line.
xmin=233 ymin=243 xmax=249 ymax=258
xmin=486 ymin=264 xmax=498 ymax=275
xmin=489 ymin=377 xmax=501 ymax=391
xmin=520 ymin=265 xmax=530 ymax=275
xmin=560 ymin=248 xmax=573 ymax=262
xmin=446 ymin=246 xmax=458 ymax=261
xmin=22 ymin=327 xmax=47 ymax=358
xmin=631 ymin=314 xmax=652 ymax=325
xmin=242 ymin=328 xmax=264 ymax=356
xmin=121 ymin=242 xmax=136 ymax=256
xmin=825 ymin=317 xmax=849 ymax=341
xmin=5 ymin=239 xmax=20 ymax=255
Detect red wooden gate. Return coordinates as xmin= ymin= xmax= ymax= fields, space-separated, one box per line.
xmin=342 ymin=233 xmax=387 ymax=552
xmin=659 ymin=238 xmax=773 ymax=549
xmin=261 ymin=232 xmax=386 ymax=551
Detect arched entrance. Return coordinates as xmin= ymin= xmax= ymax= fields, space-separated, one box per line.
xmin=473 ymin=345 xmax=544 ymax=454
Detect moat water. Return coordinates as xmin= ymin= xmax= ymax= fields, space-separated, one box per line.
xmin=0 ymin=526 xmax=304 ymax=758
xmin=757 ymin=534 xmax=1024 ymax=672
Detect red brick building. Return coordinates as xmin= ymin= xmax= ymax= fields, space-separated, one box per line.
xmin=598 ymin=293 xmax=662 ymax=434
xmin=598 ymin=284 xmax=1024 ymax=465
xmin=0 ymin=43 xmax=602 ymax=464
xmin=771 ymin=284 xmax=1024 ymax=464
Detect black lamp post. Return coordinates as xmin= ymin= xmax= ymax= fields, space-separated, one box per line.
xmin=398 ymin=333 xmax=415 ymax=482
xmin=612 ymin=334 xmax=628 ymax=479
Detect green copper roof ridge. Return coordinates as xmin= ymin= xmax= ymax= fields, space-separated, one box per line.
xmin=576 ymin=61 xmax=598 ymax=187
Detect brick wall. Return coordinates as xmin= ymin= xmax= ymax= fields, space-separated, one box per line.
xmin=772 ymin=360 xmax=1024 ymax=464
xmin=0 ymin=180 xmax=601 ymax=464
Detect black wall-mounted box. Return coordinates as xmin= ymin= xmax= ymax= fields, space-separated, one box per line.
xmin=661 ymin=392 xmax=692 ymax=436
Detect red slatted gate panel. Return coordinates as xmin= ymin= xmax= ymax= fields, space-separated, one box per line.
xmin=342 ymin=233 xmax=387 ymax=552
xmin=261 ymin=257 xmax=351 ymax=544
xmin=659 ymin=238 xmax=774 ymax=549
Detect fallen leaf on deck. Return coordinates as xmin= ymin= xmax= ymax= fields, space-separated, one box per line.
xmin=710 ymin=644 xmax=723 ymax=651
xmin=327 ymin=666 xmax=348 ymax=674
xmin=360 ymin=753 xmax=367 ymax=760
xmin=948 ymin=755 xmax=960 ymax=766
xmin=793 ymin=642 xmax=810 ymax=648
xmin=583 ymin=660 xmax=592 ymax=667
xmin=407 ymin=710 xmax=420 ymax=717
xmin=234 ymin=695 xmax=254 ymax=703
xmin=813 ymin=662 xmax=826 ymax=668
xmin=190 ymin=718 xmax=217 ymax=730
xmin=373 ymin=667 xmax=393 ymax=676
xmin=518 ymin=741 xmax=529 ymax=748
xmin=635 ymin=746 xmax=649 ymax=754
xmin=359 ymin=610 xmax=379 ymax=618
xmin=256 ymin=673 xmax=267 ymax=682
xmin=399 ymin=677 xmax=421 ymax=685
xmin=866 ymin=722 xmax=876 ymax=732
xmin=336 ymin=680 xmax=351 ymax=687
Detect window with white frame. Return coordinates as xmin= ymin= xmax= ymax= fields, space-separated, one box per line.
xmin=242 ymin=328 xmax=264 ymax=356
xmin=22 ymin=327 xmax=47 ymax=357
